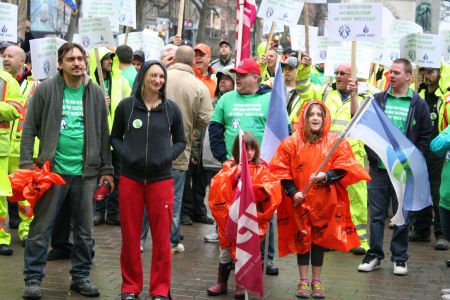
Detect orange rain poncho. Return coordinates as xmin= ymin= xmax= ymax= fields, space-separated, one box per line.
xmin=209 ymin=160 xmax=282 ymax=252
xmin=8 ymin=161 xmax=65 ymax=210
xmin=270 ymin=101 xmax=371 ymax=256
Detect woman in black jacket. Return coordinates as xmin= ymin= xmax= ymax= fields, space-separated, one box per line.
xmin=111 ymin=60 xmax=186 ymax=300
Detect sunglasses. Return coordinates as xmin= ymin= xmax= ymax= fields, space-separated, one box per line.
xmin=334 ymin=71 xmax=350 ymax=76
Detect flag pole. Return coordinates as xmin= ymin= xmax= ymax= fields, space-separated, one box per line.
xmin=304 ymin=3 xmax=310 ymax=55
xmin=94 ymin=48 xmax=106 ymax=93
xmin=264 ymin=21 xmax=276 ymax=54
xmin=177 ymin=0 xmax=186 ymax=37
xmin=236 ymin=0 xmax=245 ymax=65
xmin=294 ymin=95 xmax=373 ymax=207
xmin=124 ymin=26 xmax=130 ymax=45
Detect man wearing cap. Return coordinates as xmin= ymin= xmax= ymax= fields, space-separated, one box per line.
xmin=210 ymin=41 xmax=234 ymax=72
xmin=115 ymin=45 xmax=137 ymax=89
xmin=132 ymin=50 xmax=145 ymax=72
xmin=209 ymin=58 xmax=279 ymax=275
xmin=282 ymin=57 xmax=304 ymax=124
xmin=409 ymin=64 xmax=450 ymax=250
xmin=193 ymin=43 xmax=217 ymax=99
xmin=89 ymin=47 xmax=131 ymax=226
xmin=298 ymin=55 xmax=377 ymax=255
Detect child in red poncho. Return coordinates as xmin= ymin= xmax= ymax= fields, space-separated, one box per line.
xmin=207 ymin=132 xmax=282 ymax=299
xmin=270 ymin=101 xmax=371 ymax=298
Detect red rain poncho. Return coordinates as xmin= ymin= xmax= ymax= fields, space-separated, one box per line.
xmin=8 ymin=161 xmax=66 ymax=209
xmin=209 ymin=160 xmax=282 ymax=254
xmin=270 ymin=101 xmax=371 ymax=256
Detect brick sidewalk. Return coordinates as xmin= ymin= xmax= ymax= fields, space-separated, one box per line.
xmin=1 ymin=221 xmax=448 ymax=300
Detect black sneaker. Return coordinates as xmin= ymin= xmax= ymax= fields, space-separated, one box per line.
xmin=121 ymin=292 xmax=137 ymax=300
xmin=93 ymin=214 xmax=105 ymax=226
xmin=192 ymin=216 xmax=215 ymax=225
xmin=0 ymin=244 xmax=13 ymax=256
xmin=180 ymin=215 xmax=193 ymax=225
xmin=23 ymin=280 xmax=41 ymax=300
xmin=408 ymin=230 xmax=430 ymax=242
xmin=70 ymin=280 xmax=100 ymax=297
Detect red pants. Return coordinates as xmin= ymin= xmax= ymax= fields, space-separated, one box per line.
xmin=119 ymin=176 xmax=173 ymax=297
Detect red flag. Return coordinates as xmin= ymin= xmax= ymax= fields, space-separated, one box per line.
xmin=226 ymin=133 xmax=264 ymax=297
xmin=235 ymin=0 xmax=257 ymax=63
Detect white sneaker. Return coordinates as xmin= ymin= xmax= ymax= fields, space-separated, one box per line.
xmin=204 ymin=232 xmax=219 ymax=243
xmin=357 ymin=255 xmax=381 ymax=272
xmin=441 ymin=288 xmax=450 ymax=294
xmin=393 ymin=261 xmax=408 ymax=275
xmin=442 ymin=295 xmax=450 ymax=300
xmin=171 ymin=243 xmax=185 ymax=254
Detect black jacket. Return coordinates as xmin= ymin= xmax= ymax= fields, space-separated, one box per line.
xmin=366 ymin=90 xmax=432 ymax=168
xmin=110 ymin=61 xmax=186 ymax=183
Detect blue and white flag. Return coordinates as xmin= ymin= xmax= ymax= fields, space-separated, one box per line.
xmin=63 ymin=0 xmax=78 ymax=14
xmin=347 ymin=97 xmax=432 ymax=226
xmin=261 ymin=62 xmax=289 ymax=161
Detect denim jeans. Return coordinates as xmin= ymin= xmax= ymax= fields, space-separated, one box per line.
xmin=24 ymin=175 xmax=97 ymax=283
xmin=367 ymin=168 xmax=409 ymax=263
xmin=440 ymin=207 xmax=450 ymax=241
xmin=260 ymin=218 xmax=275 ymax=264
xmin=170 ymin=169 xmax=186 ymax=247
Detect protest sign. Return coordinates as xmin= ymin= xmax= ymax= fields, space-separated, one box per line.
xmin=79 ymin=17 xmax=115 ymax=50
xmin=257 ymin=0 xmax=304 ymax=27
xmin=30 ymin=37 xmax=66 ymax=80
xmin=0 ymin=3 xmax=17 ymax=43
xmin=327 ymin=3 xmax=382 ymax=42
xmin=311 ymin=36 xmax=342 ymax=64
xmin=400 ymin=33 xmax=443 ymax=69
xmin=143 ymin=30 xmax=164 ymax=60
xmin=324 ymin=45 xmax=372 ymax=79
xmin=82 ymin=0 xmax=119 ymax=33
xmin=380 ymin=20 xmax=422 ymax=67
xmin=117 ymin=32 xmax=144 ymax=51
xmin=118 ymin=0 xmax=136 ymax=28
xmin=262 ymin=21 xmax=284 ymax=35
xmin=441 ymin=30 xmax=450 ymax=57
xmin=360 ymin=40 xmax=384 ymax=64
xmin=290 ymin=25 xmax=318 ymax=52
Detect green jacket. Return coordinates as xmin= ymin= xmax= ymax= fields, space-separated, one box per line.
xmin=430 ymin=125 xmax=450 ymax=210
xmin=89 ymin=47 xmax=132 ymax=131
xmin=0 ymin=70 xmax=23 ymax=157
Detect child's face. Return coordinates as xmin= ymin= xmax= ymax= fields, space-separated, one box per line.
xmin=247 ymin=146 xmax=256 ymax=162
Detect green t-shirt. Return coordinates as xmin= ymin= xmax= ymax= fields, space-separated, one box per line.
xmin=54 ymin=85 xmax=85 ymax=175
xmin=211 ymin=90 xmax=271 ymax=158
xmin=378 ymin=87 xmax=413 ymax=169
xmin=121 ymin=65 xmax=137 ymax=89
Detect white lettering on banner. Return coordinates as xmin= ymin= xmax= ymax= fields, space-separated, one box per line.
xmin=0 ymin=3 xmax=17 ymax=43
xmin=228 ymin=103 xmax=264 ymax=117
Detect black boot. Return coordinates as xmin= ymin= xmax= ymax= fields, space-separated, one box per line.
xmin=207 ymin=262 xmax=233 ymax=296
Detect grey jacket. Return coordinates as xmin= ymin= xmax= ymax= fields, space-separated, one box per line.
xmin=20 ymin=73 xmax=113 ymax=177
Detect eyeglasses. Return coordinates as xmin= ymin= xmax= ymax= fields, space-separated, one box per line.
xmin=334 ymin=71 xmax=350 ymax=76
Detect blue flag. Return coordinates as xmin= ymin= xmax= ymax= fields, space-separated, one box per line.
xmin=63 ymin=0 xmax=78 ymax=14
xmin=261 ymin=62 xmax=289 ymax=161
xmin=348 ymin=97 xmax=432 ymax=225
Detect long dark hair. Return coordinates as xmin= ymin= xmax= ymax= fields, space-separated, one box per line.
xmin=304 ymin=103 xmax=326 ymax=144
xmin=231 ymin=131 xmax=261 ymax=165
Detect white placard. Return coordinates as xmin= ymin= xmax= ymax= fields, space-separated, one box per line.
xmin=117 ymin=30 xmax=163 ymax=61
xmin=78 ymin=17 xmax=116 ymax=50
xmin=359 ymin=40 xmax=384 ymax=64
xmin=257 ymin=0 xmax=304 ymax=27
xmin=289 ymin=25 xmax=318 ymax=52
xmin=118 ymin=0 xmax=136 ymax=29
xmin=142 ymin=30 xmax=164 ymax=61
xmin=327 ymin=3 xmax=382 ymax=42
xmin=311 ymin=36 xmax=342 ymax=64
xmin=302 ymin=0 xmax=326 ymax=3
xmin=117 ymin=32 xmax=144 ymax=50
xmin=400 ymin=33 xmax=443 ymax=69
xmin=380 ymin=20 xmax=423 ymax=67
xmin=381 ymin=6 xmax=395 ymax=38
xmin=440 ymin=30 xmax=450 ymax=56
xmin=82 ymin=0 xmax=119 ymax=33
xmin=0 ymin=3 xmax=17 ymax=43
xmin=324 ymin=45 xmax=372 ymax=79
xmin=262 ymin=21 xmax=285 ymax=35
xmin=30 ymin=37 xmax=66 ymax=80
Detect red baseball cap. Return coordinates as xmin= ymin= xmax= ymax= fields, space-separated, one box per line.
xmin=231 ymin=58 xmax=261 ymax=76
xmin=194 ymin=43 xmax=211 ymax=56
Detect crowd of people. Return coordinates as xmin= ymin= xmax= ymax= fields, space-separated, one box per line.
xmin=0 ymin=23 xmax=449 ymax=300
